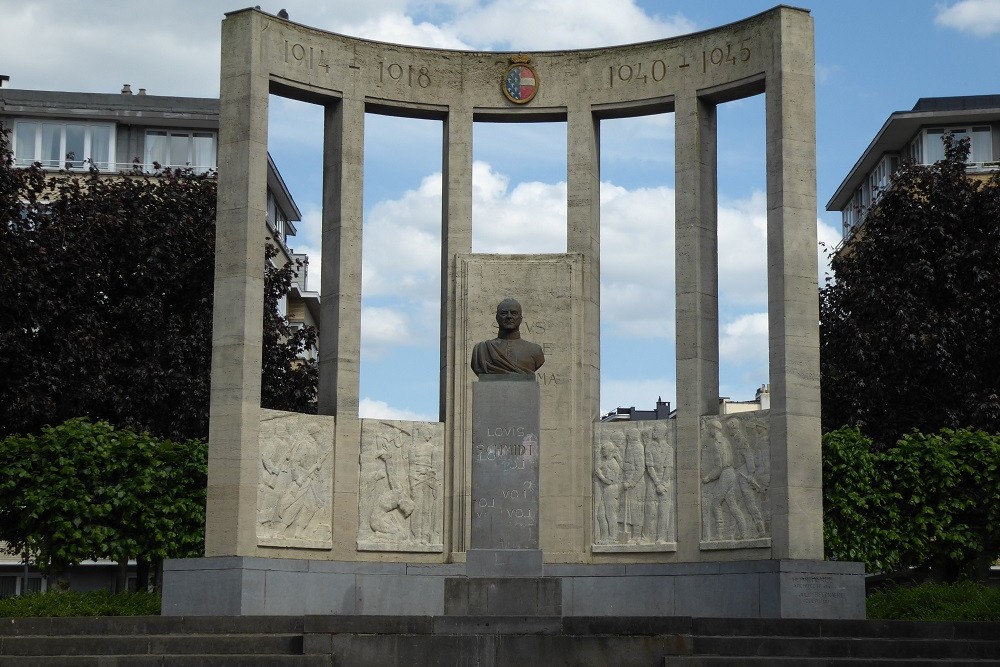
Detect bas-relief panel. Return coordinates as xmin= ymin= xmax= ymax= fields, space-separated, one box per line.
xmin=357 ymin=419 xmax=445 ymax=553
xmin=257 ymin=409 xmax=335 ymax=549
xmin=592 ymin=420 xmax=677 ymax=552
xmin=700 ymin=412 xmax=771 ymax=550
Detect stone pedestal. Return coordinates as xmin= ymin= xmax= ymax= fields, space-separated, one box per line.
xmin=448 ymin=376 xmax=554 ymax=614
xmin=469 ymin=377 xmax=541 ymax=571
xmin=443 ymin=577 xmax=561 ymax=616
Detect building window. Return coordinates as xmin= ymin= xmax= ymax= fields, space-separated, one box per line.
xmin=266 ymin=190 xmax=288 ymax=243
xmin=0 ymin=575 xmax=43 ymax=597
xmin=916 ymin=126 xmax=993 ymax=166
xmin=13 ymin=120 xmax=115 ymax=170
xmin=971 ymin=126 xmax=993 ymax=166
xmin=145 ymin=130 xmax=216 ymax=172
xmin=0 ymin=576 xmax=17 ymax=598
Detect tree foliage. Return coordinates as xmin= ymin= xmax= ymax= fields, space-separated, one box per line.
xmin=261 ymin=243 xmax=319 ymax=412
xmin=0 ymin=418 xmax=206 ymax=577
xmin=822 ymin=426 xmax=903 ymax=574
xmin=823 ymin=425 xmax=1000 ymax=581
xmin=820 ymin=136 xmax=1000 ymax=446
xmin=0 ymin=129 xmax=317 ymax=441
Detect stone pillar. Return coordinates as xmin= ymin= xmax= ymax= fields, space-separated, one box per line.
xmin=765 ymin=10 xmax=823 ymax=560
xmin=320 ymin=96 xmax=366 ymax=557
xmin=566 ymin=104 xmax=601 ymax=552
xmin=673 ymin=92 xmax=719 ymax=560
xmin=205 ymin=10 xmax=268 ymax=557
xmin=319 ymin=97 xmax=364 ymax=418
xmin=566 ymin=104 xmax=601 ymax=422
xmin=442 ymin=105 xmax=474 ymax=555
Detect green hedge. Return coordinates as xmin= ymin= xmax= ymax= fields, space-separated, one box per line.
xmin=867 ymin=580 xmax=1000 ymax=622
xmin=823 ymin=426 xmax=1000 ymax=578
xmin=0 ymin=418 xmax=206 ymax=576
xmin=0 ymin=590 xmax=160 ymax=617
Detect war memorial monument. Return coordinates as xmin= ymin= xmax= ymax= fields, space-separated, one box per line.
xmin=162 ymin=5 xmax=865 ymax=619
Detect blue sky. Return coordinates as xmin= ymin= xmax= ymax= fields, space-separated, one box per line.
xmin=3 ymin=0 xmax=999 ymax=420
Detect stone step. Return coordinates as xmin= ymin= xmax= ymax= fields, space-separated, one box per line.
xmin=688 ymin=635 xmax=1000 ymax=661
xmin=0 ymin=633 xmax=303 ymax=657
xmin=666 ymin=659 xmax=1000 ymax=667
xmin=1 ymin=615 xmax=997 ymax=667
xmin=0 ymin=656 xmax=329 ymax=667
xmin=0 ymin=616 xmax=304 ymax=637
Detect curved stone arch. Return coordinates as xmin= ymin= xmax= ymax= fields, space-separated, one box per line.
xmin=208 ymin=6 xmax=820 ymax=566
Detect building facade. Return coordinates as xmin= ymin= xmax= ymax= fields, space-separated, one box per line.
xmin=600 ymin=385 xmax=770 ymax=423
xmin=0 ymin=85 xmax=319 ymax=333
xmin=827 ymin=95 xmax=1000 ymax=239
xmin=0 ymin=84 xmax=319 ymax=594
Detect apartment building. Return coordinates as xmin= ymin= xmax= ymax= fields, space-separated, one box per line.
xmin=827 ymin=95 xmax=1000 ymax=239
xmin=0 ymin=83 xmax=319 ymax=594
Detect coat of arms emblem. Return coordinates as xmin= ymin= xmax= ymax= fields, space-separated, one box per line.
xmin=502 ymin=56 xmax=538 ymax=104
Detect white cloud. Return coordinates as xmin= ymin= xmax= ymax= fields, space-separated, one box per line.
xmin=445 ymin=0 xmax=696 ymax=49
xmin=361 ymin=306 xmax=411 ymax=359
xmin=817 ymin=217 xmax=842 ymax=285
xmin=600 ymin=181 xmax=675 ymax=339
xmin=935 ymin=0 xmax=1000 ymax=36
xmin=363 ymin=172 xmax=444 ymax=298
xmin=815 ymin=63 xmax=842 ymax=85
xmin=719 ymin=312 xmax=768 ymax=366
xmin=471 ymin=162 xmax=567 ymax=253
xmin=1 ymin=2 xmax=221 ymax=96
xmin=718 ymin=191 xmax=768 ymax=306
xmin=339 ymin=12 xmax=473 ymax=49
xmin=359 ymin=397 xmax=436 ymax=421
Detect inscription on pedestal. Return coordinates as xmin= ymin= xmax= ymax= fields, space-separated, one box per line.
xmin=471 ymin=380 xmax=541 ymax=550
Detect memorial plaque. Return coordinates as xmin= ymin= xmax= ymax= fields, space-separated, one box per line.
xmin=471 ymin=379 xmax=541 ymax=550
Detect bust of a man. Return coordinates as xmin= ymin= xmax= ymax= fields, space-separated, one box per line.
xmin=470 ymin=298 xmax=545 ymax=376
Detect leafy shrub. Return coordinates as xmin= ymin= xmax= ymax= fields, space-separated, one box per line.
xmin=822 ymin=426 xmax=904 ymax=573
xmin=889 ymin=429 xmax=1000 ymax=580
xmin=0 ymin=418 xmax=206 ymax=576
xmin=867 ymin=580 xmax=1000 ymax=622
xmin=0 ymin=590 xmax=160 ymax=617
xmin=823 ymin=426 xmax=1000 ymax=579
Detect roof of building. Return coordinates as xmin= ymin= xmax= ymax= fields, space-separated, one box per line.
xmin=0 ymin=87 xmax=219 ymax=127
xmin=826 ymin=95 xmax=1000 ymax=212
xmin=0 ymin=87 xmax=301 ymax=223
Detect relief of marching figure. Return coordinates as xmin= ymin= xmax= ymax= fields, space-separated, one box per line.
xmin=357 ymin=420 xmax=444 ymax=552
xmin=593 ymin=420 xmax=676 ymax=552
xmin=700 ymin=413 xmax=770 ymax=549
xmin=257 ymin=410 xmax=334 ymax=549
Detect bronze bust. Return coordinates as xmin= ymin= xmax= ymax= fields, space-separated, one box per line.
xmin=471 ymin=298 xmax=545 ymax=376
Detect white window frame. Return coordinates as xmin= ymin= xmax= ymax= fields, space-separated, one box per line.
xmin=916 ymin=126 xmax=993 ymax=166
xmin=12 ymin=119 xmax=116 ymax=171
xmin=266 ymin=190 xmax=289 ymax=244
xmin=144 ymin=129 xmax=217 ymax=172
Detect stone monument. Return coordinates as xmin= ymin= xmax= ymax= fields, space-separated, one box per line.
xmin=445 ymin=299 xmax=558 ymax=614
xmin=468 ymin=298 xmax=544 ymax=574
xmin=161 ymin=6 xmax=865 ymax=620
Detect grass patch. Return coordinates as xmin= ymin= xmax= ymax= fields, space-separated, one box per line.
xmin=867 ymin=580 xmax=1000 ymax=621
xmin=0 ymin=590 xmax=160 ymax=617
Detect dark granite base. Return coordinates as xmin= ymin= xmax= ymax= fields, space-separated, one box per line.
xmin=466 ymin=549 xmax=543 ymax=577
xmin=444 ymin=577 xmax=562 ymax=616
xmin=162 ymin=557 xmax=865 ymax=619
